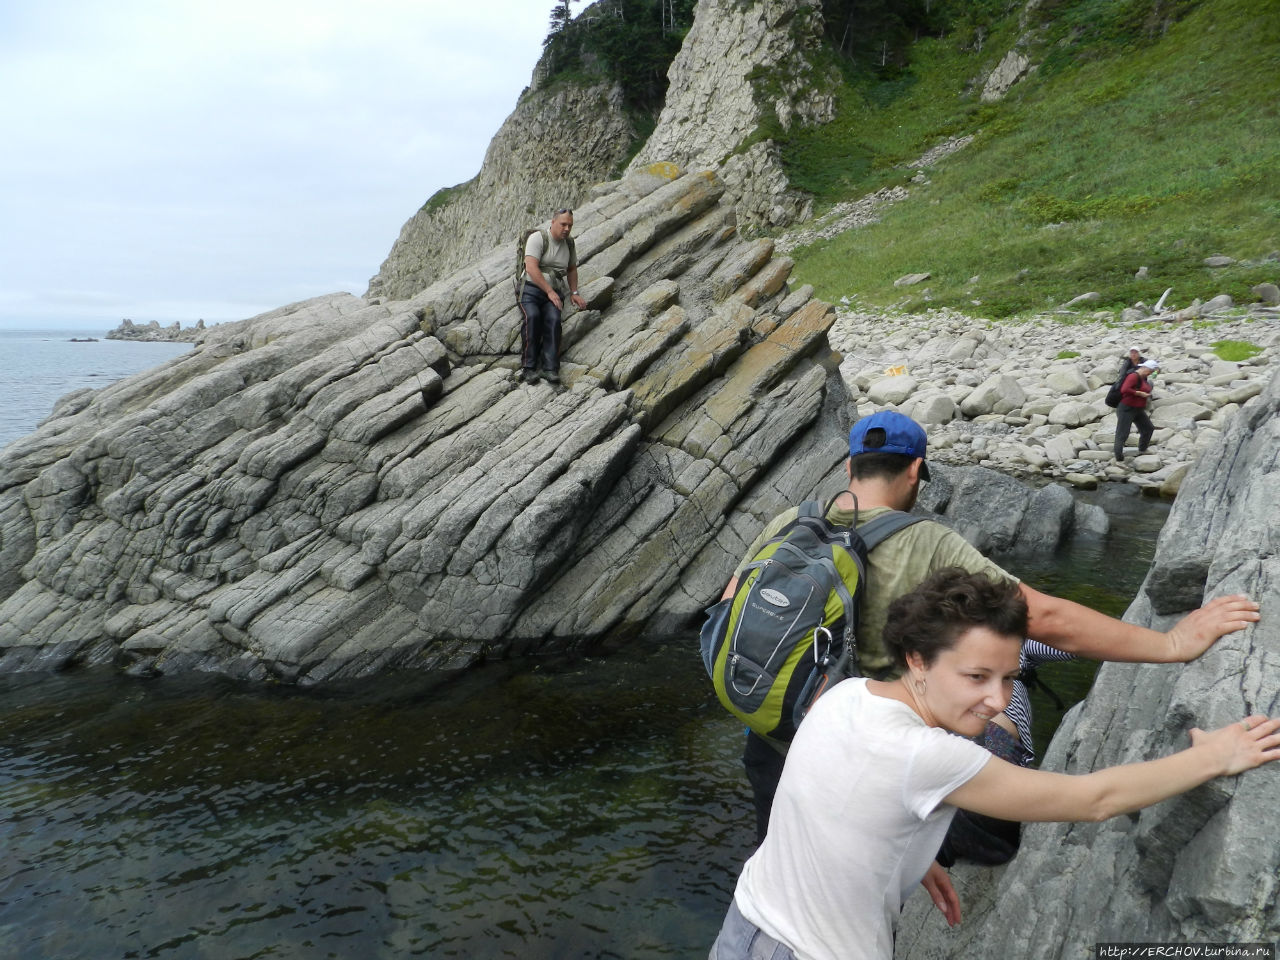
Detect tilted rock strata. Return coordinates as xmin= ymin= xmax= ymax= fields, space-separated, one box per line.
xmin=0 ymin=166 xmax=1105 ymax=685
xmin=895 ymin=371 xmax=1280 ymax=956
xmin=0 ymin=170 xmax=855 ymax=683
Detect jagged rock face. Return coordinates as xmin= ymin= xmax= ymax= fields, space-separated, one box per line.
xmin=366 ymin=79 xmax=635 ymax=302
xmin=895 ymin=374 xmax=1280 ymax=955
xmin=629 ymin=0 xmax=836 ymax=227
xmin=0 ymin=169 xmax=858 ymax=684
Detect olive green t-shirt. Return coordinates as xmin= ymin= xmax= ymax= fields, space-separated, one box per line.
xmin=733 ymin=504 xmax=1015 ymax=677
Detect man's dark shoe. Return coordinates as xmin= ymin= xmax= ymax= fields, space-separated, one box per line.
xmin=521 ymin=368 xmax=540 ymax=384
xmin=542 ymin=368 xmax=561 ymax=384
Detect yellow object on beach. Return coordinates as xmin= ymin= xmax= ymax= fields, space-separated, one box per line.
xmin=884 ymin=365 xmax=908 ymax=377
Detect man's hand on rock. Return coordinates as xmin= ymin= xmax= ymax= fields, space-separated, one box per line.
xmin=570 ymin=293 xmax=587 ymax=310
xmin=1165 ymin=594 xmax=1260 ymax=661
xmin=921 ymin=861 xmax=961 ymax=928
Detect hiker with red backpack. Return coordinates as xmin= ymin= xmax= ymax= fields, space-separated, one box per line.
xmin=1113 ymin=357 xmax=1159 ymax=462
xmin=517 ymin=207 xmax=587 ymax=384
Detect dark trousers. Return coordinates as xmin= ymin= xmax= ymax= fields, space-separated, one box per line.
xmin=1113 ymin=403 xmax=1154 ymax=459
xmin=519 ymin=286 xmax=562 ymax=374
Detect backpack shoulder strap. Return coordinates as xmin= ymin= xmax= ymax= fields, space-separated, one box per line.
xmin=857 ymin=510 xmax=927 ymax=551
xmin=796 ymin=500 xmax=824 ymax=520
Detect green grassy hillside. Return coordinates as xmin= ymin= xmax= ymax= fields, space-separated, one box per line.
xmin=779 ymin=0 xmax=1280 ymax=318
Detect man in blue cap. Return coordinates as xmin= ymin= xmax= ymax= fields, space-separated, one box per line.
xmin=719 ymin=409 xmax=1259 ymax=871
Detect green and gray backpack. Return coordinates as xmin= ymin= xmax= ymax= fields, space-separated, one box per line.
xmin=701 ymin=498 xmax=923 ymax=747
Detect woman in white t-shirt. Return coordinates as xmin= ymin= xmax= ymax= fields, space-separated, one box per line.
xmin=710 ymin=568 xmax=1280 ymax=960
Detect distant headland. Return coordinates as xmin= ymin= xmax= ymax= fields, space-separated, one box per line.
xmin=106 ymin=318 xmax=210 ymax=342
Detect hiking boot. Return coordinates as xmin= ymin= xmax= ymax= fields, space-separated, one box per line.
xmin=521 ymin=368 xmax=540 ymax=384
xmin=541 ymin=368 xmax=561 ymax=384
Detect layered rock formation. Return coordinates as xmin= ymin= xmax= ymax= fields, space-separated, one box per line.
xmin=896 ymin=370 xmax=1280 ymax=955
xmin=0 ymin=165 xmax=1104 ymax=684
xmin=0 ymin=169 xmax=852 ymax=682
xmin=366 ymin=78 xmax=635 ymax=301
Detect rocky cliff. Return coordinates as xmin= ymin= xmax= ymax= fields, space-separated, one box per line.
xmin=366 ymin=76 xmax=635 ymax=302
xmin=627 ymin=0 xmax=837 ymax=228
xmin=0 ymin=169 xmax=845 ymax=682
xmin=895 ymin=371 xmax=1280 ymax=956
xmin=368 ymin=0 xmax=841 ymax=303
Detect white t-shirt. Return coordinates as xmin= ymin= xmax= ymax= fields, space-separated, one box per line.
xmin=734 ymin=678 xmax=991 ymax=960
xmin=524 ymin=230 xmax=575 ymax=273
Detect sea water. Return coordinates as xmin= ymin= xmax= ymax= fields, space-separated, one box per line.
xmin=0 ymin=329 xmax=1171 ymax=958
xmin=0 ymin=329 xmax=193 ymax=450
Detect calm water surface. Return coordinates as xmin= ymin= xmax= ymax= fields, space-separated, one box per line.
xmin=0 ymin=329 xmax=192 ymax=449
xmin=0 ymin=646 xmax=752 ymax=959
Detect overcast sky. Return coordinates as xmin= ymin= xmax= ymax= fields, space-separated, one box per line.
xmin=0 ymin=0 xmax=555 ymax=331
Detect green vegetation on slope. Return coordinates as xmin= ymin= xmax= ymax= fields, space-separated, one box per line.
xmin=542 ymin=0 xmax=696 ymax=114
xmin=783 ymin=0 xmax=1280 ymax=318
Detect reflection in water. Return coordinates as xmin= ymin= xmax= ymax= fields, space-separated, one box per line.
xmin=0 ymin=484 xmax=1169 ymax=959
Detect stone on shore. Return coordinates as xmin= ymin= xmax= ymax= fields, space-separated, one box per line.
xmin=831 ymin=306 xmax=1277 ymax=489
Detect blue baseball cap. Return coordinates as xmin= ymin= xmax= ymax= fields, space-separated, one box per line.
xmin=849 ymin=410 xmax=931 ymax=481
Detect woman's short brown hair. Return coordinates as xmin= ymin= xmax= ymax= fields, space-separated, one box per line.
xmin=882 ymin=567 xmax=1027 ymax=669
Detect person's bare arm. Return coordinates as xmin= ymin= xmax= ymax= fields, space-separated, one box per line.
xmin=524 ymin=255 xmax=562 ymax=309
xmin=1021 ymin=584 xmax=1259 ymax=663
xmin=946 ymin=715 xmax=1280 ymax=823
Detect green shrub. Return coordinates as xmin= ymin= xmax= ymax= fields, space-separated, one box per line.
xmin=1211 ymin=340 xmax=1263 ymax=362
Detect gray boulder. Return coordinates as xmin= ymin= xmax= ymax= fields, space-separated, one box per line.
xmin=867 ymin=375 xmax=918 ymax=405
xmin=1013 ymin=482 xmax=1077 ymax=553
xmin=960 ymin=374 xmax=1026 ymax=417
xmin=928 ymin=466 xmax=1030 ymax=555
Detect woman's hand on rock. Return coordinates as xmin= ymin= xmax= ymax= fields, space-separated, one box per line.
xmin=1165 ymin=594 xmax=1260 ymax=661
xmin=1190 ymin=714 xmax=1280 ymax=776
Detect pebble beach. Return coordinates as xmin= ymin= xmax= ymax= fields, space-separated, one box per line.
xmin=829 ymin=306 xmax=1279 ymax=495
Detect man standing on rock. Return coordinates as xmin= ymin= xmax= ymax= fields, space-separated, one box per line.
xmin=519 ymin=208 xmax=587 ymax=384
xmin=1113 ymin=358 xmax=1158 ymax=462
xmin=718 ymin=410 xmax=1258 ymax=880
